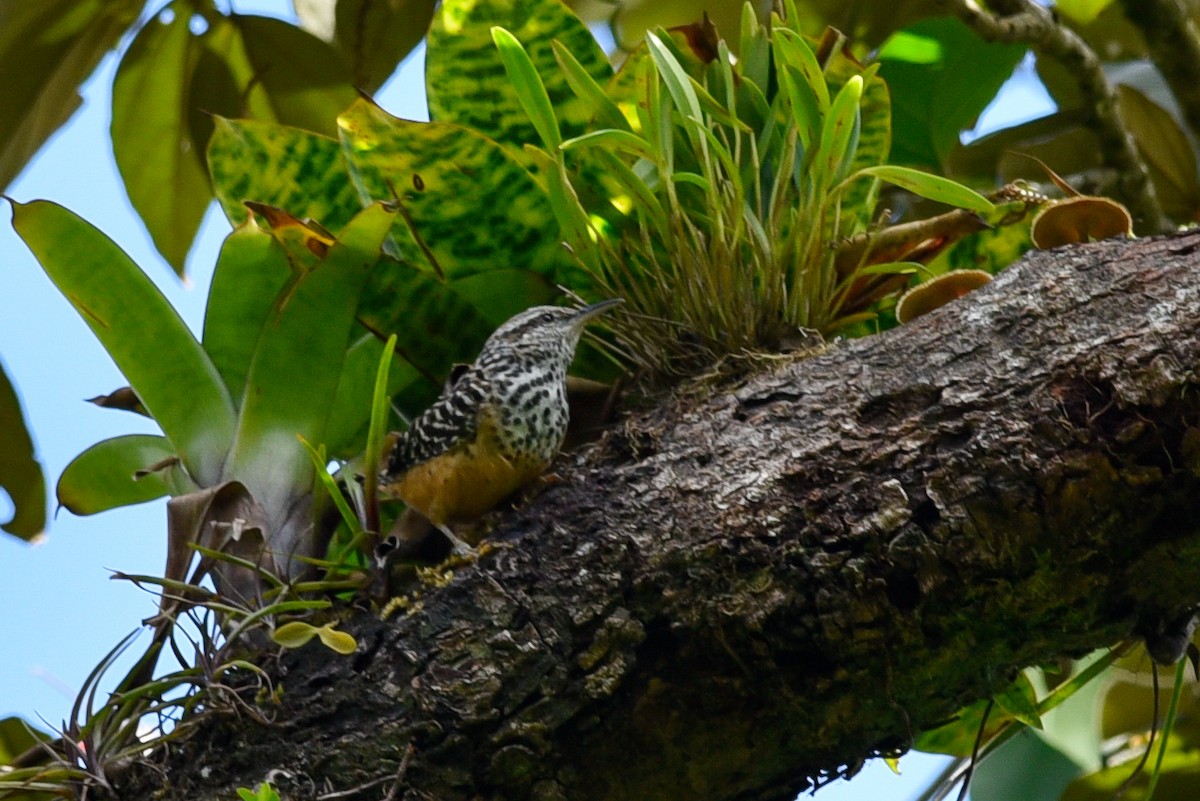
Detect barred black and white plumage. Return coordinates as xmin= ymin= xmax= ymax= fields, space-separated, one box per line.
xmin=385 ymin=369 xmax=489 ymax=476
xmin=379 ymin=299 xmax=621 ymax=544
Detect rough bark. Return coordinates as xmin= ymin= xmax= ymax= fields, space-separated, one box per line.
xmin=126 ymin=232 xmax=1200 ymax=801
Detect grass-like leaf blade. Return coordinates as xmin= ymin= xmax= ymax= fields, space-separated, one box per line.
xmin=491 ymin=26 xmax=562 ymax=150
xmin=853 ymin=165 xmax=996 ymax=213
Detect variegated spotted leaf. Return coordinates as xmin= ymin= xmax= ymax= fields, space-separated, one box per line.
xmin=451 ymin=268 xmax=557 ymax=325
xmin=356 ymin=253 xmax=504 ymax=382
xmin=337 ymin=98 xmax=578 ymax=285
xmin=426 ymin=0 xmax=610 ymax=151
xmin=207 ymin=117 xmax=363 ymax=231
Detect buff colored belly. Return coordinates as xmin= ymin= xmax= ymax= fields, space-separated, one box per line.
xmin=389 ymin=440 xmax=547 ymax=526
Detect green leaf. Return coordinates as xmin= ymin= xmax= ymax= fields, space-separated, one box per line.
xmin=11 ymin=200 xmax=236 ymax=486
xmin=1064 ymin=747 xmax=1200 ymax=801
xmin=585 ymin=148 xmax=668 ymax=232
xmin=271 ymin=620 xmax=320 ymax=648
xmin=915 ymin=696 xmax=1007 ymax=757
xmin=0 ymin=716 xmax=51 ymax=764
xmin=492 ymin=26 xmax=562 ymax=150
xmin=646 ymin=32 xmax=703 ymax=124
xmin=187 ymin=22 xmax=248 ymax=166
xmin=111 ymin=4 xmax=210 ymax=274
xmin=271 ymin=620 xmax=357 ymax=654
xmin=222 ymin=203 xmax=397 ymax=524
xmin=202 ymin=218 xmax=294 ymax=402
xmin=772 ymin=27 xmax=830 ymax=118
xmin=193 ymin=13 xmax=354 ymax=141
xmin=208 ymin=117 xmax=363 ymax=230
xmin=825 ymin=50 xmax=892 ymax=236
xmin=324 ymin=333 xmax=422 ymax=458
xmin=849 ymin=165 xmax=996 ymax=214
xmin=879 ymin=17 xmax=1026 ymax=169
xmin=914 ymin=672 xmax=1039 ymax=757
xmin=994 ymin=672 xmax=1044 ymax=730
xmin=355 ymin=254 xmax=496 ymax=381
xmin=551 ymin=39 xmax=629 ymax=132
xmin=815 ymin=74 xmax=863 ymax=188
xmin=1117 ymin=83 xmax=1200 ymax=221
xmin=451 ymin=268 xmax=557 ymax=325
xmin=778 ymin=63 xmax=822 ymax=150
xmin=337 ymin=98 xmax=574 ymax=285
xmin=333 ymin=0 xmax=437 ymax=92
xmin=57 ymin=435 xmax=192 ymax=516
xmin=853 ymin=261 xmax=925 ymax=278
xmin=231 ymin=15 xmax=358 ymax=138
xmin=426 ymin=0 xmax=611 ymax=150
xmin=315 ymin=622 xmax=358 ymax=654
xmin=738 ymin=2 xmax=770 ymax=91
xmin=0 ymin=0 xmax=142 ymax=189
xmin=237 ymin=783 xmax=281 ymax=801
xmin=0 ymin=359 xmax=45 ymax=542
xmin=299 ymin=436 xmax=362 ymax=536
xmin=360 ymin=332 xmax=398 ymax=532
xmin=560 ymin=128 xmax=655 ymax=160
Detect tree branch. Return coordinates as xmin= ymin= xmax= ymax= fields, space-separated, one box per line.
xmin=943 ymin=0 xmax=1171 ymax=233
xmin=125 ymin=232 xmax=1200 ymax=801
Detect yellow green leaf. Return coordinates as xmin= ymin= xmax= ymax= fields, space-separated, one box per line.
xmin=207 ymin=117 xmax=363 ymax=231
xmin=315 ymin=623 xmax=358 ymax=655
xmin=1054 ymin=0 xmax=1117 ymax=26
xmin=851 ymin=165 xmax=995 ymax=214
xmin=271 ymin=621 xmax=319 ymax=649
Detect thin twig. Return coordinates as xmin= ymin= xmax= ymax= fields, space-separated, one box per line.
xmin=383 ymin=742 xmax=417 ymax=801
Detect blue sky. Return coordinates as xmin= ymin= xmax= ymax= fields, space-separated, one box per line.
xmin=0 ymin=3 xmax=1056 ymax=796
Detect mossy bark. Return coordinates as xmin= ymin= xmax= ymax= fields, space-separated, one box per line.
xmin=125 ymin=232 xmax=1200 ymax=801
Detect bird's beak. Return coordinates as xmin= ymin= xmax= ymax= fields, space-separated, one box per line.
xmin=573 ymin=297 xmax=623 ymax=324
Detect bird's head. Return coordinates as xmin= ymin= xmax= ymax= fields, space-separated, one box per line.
xmin=482 ymin=299 xmax=623 ymax=359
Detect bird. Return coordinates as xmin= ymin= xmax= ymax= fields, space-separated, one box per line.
xmin=378 ymin=299 xmax=622 ymax=555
